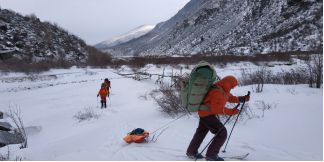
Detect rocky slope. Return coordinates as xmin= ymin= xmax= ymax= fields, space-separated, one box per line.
xmin=107 ymin=0 xmax=322 ymax=56
xmin=0 ymin=9 xmax=88 ymax=63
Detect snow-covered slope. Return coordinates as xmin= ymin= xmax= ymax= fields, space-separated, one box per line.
xmin=108 ymin=0 xmax=322 ymax=56
xmin=95 ymin=25 xmax=155 ymax=50
xmin=0 ymin=9 xmax=89 ymax=63
xmin=0 ymin=63 xmax=322 ymax=160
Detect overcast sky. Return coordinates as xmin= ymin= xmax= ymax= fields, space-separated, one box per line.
xmin=0 ymin=0 xmax=190 ymax=45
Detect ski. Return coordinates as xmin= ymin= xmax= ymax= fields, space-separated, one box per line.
xmin=181 ymin=153 xmax=249 ymax=161
xmin=220 ymin=153 xmax=249 ymax=160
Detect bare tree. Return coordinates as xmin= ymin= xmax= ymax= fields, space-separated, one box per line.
xmin=240 ymin=66 xmax=271 ymax=93
xmin=7 ymin=105 xmax=27 ymax=149
xmin=305 ymin=54 xmax=323 ymax=88
xmin=313 ymin=54 xmax=323 ymax=88
xmin=305 ymin=54 xmax=315 ymax=87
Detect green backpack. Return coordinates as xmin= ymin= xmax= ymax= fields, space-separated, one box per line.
xmin=180 ymin=61 xmax=220 ymax=112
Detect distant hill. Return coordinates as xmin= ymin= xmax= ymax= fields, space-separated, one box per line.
xmin=0 ymin=9 xmax=89 ymax=63
xmin=107 ymin=0 xmax=322 ymax=56
xmin=95 ymin=25 xmax=155 ymax=51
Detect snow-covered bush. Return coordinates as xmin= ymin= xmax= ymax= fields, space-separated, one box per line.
xmin=304 ymin=53 xmax=323 ymax=88
xmin=73 ymin=107 xmax=100 ymax=122
xmin=139 ymin=92 xmax=149 ymax=101
xmin=240 ymin=66 xmax=312 ymax=91
xmin=286 ymin=87 xmax=297 ymax=95
xmin=275 ymin=68 xmax=309 ymax=85
xmin=151 ymin=84 xmax=185 ymax=117
xmin=255 ymin=100 xmax=277 ymax=118
xmin=84 ymin=69 xmax=97 ymax=76
xmin=0 ymin=148 xmax=10 ymax=161
xmin=0 ymin=58 xmax=72 ymax=74
xmin=7 ymin=105 xmax=27 ymax=149
xmin=0 ymin=147 xmax=24 ymax=161
xmin=240 ymin=66 xmax=271 ymax=93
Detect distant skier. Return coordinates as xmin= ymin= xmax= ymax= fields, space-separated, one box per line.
xmin=104 ymin=78 xmax=111 ymax=97
xmin=186 ymin=76 xmax=250 ymax=161
xmin=97 ymin=83 xmax=108 ymax=109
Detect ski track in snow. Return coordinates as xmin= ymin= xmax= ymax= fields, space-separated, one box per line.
xmin=0 ymin=65 xmax=322 ymax=160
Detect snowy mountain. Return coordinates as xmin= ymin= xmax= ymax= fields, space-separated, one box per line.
xmin=95 ymin=25 xmax=155 ymax=51
xmin=108 ymin=0 xmax=322 ymax=56
xmin=0 ymin=9 xmax=88 ymax=63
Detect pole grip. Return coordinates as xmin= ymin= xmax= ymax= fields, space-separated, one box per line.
xmin=222 ymin=91 xmax=250 ymax=153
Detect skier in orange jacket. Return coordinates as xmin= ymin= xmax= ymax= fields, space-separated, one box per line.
xmin=97 ymin=83 xmax=109 ymax=109
xmin=187 ymin=76 xmax=250 ymax=161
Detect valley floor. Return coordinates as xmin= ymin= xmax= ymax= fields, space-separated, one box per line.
xmin=0 ymin=64 xmax=322 ymax=160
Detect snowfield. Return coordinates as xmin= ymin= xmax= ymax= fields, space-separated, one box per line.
xmin=0 ymin=63 xmax=322 ymax=160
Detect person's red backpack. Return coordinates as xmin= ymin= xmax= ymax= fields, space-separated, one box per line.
xmin=104 ymin=78 xmax=111 ymax=89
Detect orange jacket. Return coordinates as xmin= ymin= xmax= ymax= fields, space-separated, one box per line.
xmin=98 ymin=88 xmax=108 ymax=97
xmin=198 ymin=76 xmax=240 ymax=117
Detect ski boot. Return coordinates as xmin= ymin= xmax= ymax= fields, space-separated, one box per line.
xmin=186 ymin=152 xmax=204 ymax=160
xmin=205 ymin=155 xmax=224 ymax=161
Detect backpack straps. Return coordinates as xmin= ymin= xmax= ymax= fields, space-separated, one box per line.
xmin=212 ymin=85 xmax=225 ymax=94
xmin=198 ymin=85 xmax=224 ymax=111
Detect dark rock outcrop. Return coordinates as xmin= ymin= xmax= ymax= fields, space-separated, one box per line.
xmin=0 ymin=130 xmax=24 ymax=147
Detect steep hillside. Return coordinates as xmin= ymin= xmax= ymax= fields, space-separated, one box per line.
xmin=95 ymin=25 xmax=155 ymax=50
xmin=108 ymin=0 xmax=322 ymax=56
xmin=0 ymin=9 xmax=88 ymax=63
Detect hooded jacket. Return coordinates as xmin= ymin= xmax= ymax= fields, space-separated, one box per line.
xmin=98 ymin=88 xmax=108 ymax=100
xmin=198 ymin=76 xmax=240 ymax=117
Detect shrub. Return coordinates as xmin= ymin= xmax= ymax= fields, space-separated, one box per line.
xmin=26 ymin=13 xmax=38 ymax=21
xmin=150 ymin=84 xmax=185 ymax=117
xmin=240 ymin=66 xmax=312 ymax=91
xmin=73 ymin=107 xmax=100 ymax=122
xmin=0 ymin=147 xmax=24 ymax=161
xmin=304 ymin=53 xmax=323 ymax=88
xmin=86 ymin=46 xmax=112 ymax=67
xmin=110 ymin=52 xmax=296 ymax=68
xmin=7 ymin=105 xmax=27 ymax=149
xmin=254 ymin=100 xmax=277 ymax=118
xmin=0 ymin=58 xmax=72 ymax=74
xmin=240 ymin=66 xmax=272 ymax=93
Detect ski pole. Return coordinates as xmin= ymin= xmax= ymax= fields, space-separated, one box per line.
xmin=222 ymin=91 xmax=250 ymax=153
xmin=195 ymin=103 xmax=241 ymax=161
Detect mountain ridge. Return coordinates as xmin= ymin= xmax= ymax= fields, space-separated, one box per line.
xmin=95 ymin=24 xmax=155 ymax=51
xmin=106 ymin=0 xmax=322 ymax=57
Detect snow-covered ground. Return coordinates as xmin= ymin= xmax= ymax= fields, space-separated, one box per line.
xmin=0 ymin=63 xmax=322 ymax=160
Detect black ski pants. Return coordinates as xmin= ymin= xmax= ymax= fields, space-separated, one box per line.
xmin=187 ymin=115 xmax=227 ymax=157
xmin=101 ymin=100 xmax=107 ymax=108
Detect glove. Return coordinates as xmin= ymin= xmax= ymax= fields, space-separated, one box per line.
xmin=97 ymin=94 xmax=99 ymax=97
xmin=224 ymin=108 xmax=239 ymax=115
xmin=238 ymin=96 xmax=250 ymax=102
xmin=232 ymin=108 xmax=239 ymax=115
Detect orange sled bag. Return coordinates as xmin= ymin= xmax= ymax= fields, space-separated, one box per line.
xmin=123 ymin=128 xmax=149 ymax=143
